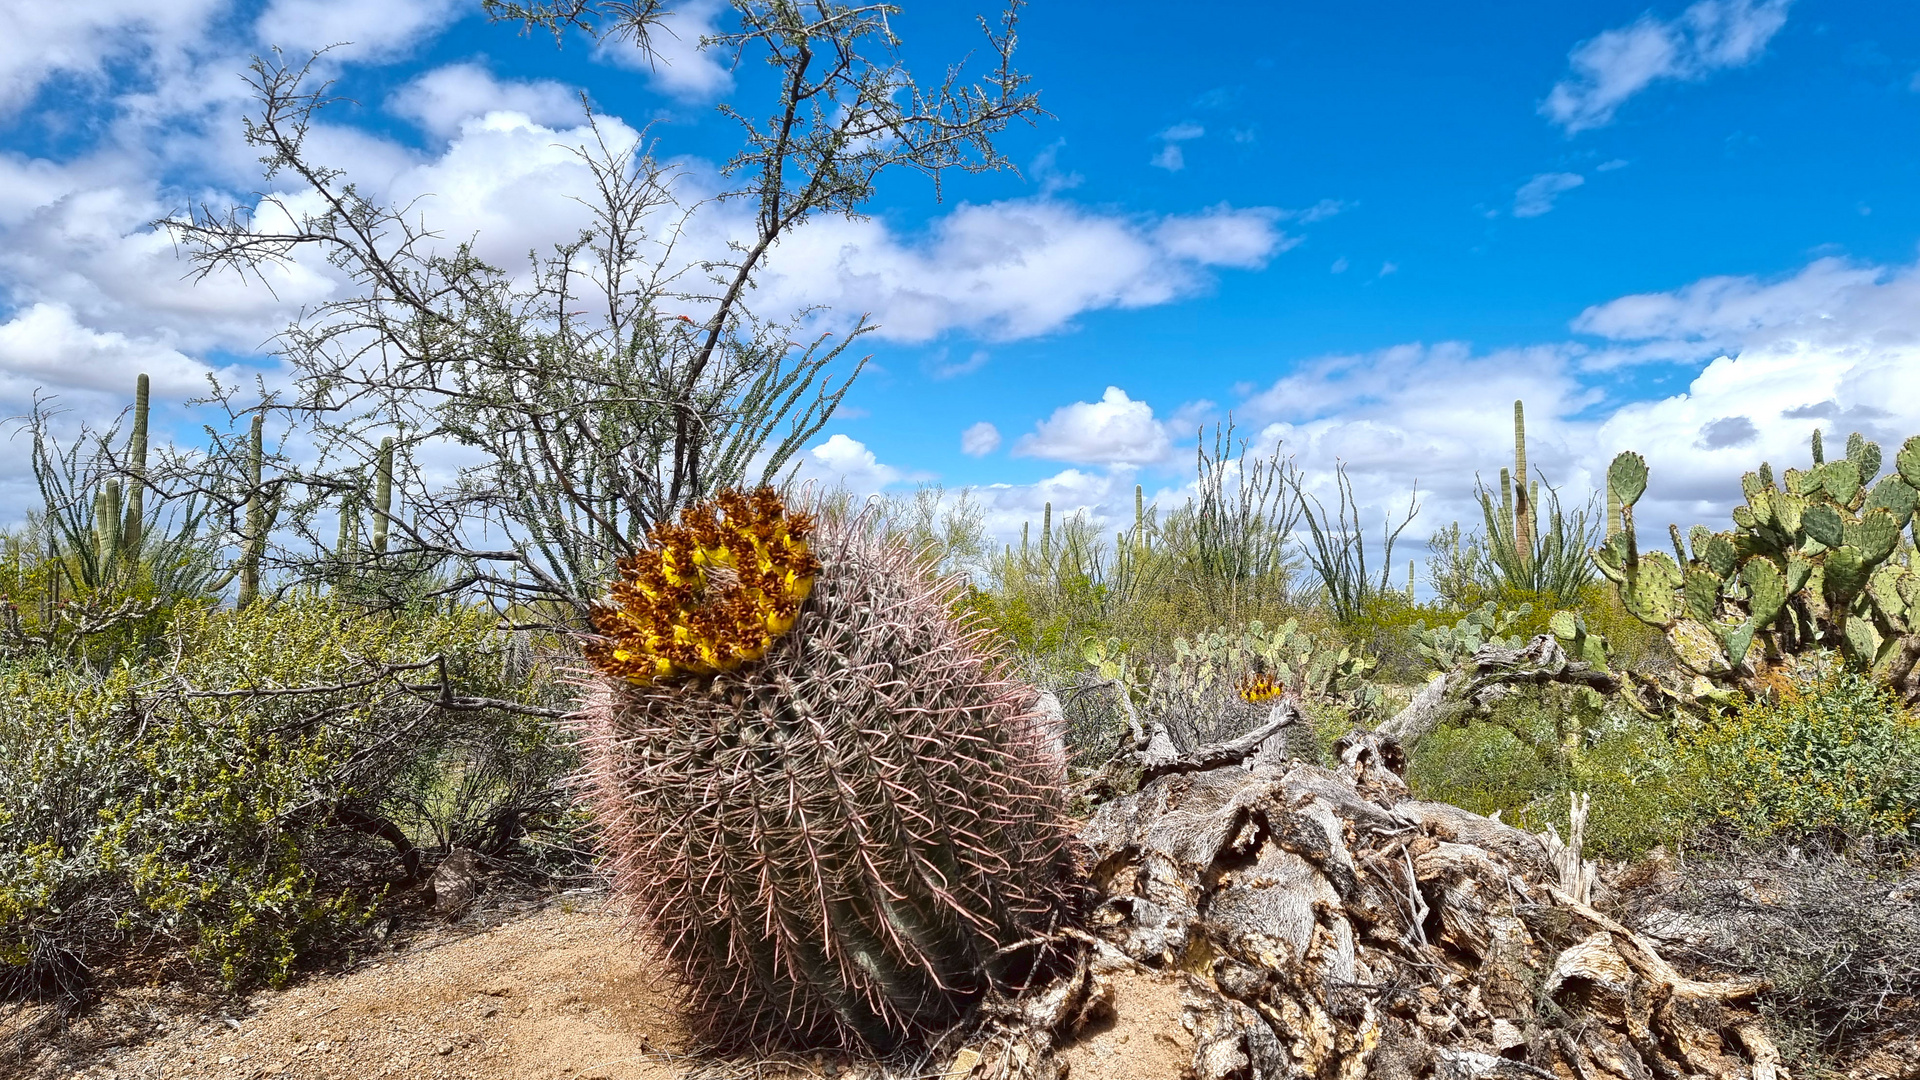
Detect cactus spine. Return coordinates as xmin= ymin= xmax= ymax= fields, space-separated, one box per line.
xmin=579 ymin=491 xmax=1078 ymax=1051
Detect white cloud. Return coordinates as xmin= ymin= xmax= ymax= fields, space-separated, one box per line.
xmin=594 ymin=0 xmax=734 ymax=100
xmin=255 ymin=0 xmax=464 ymax=60
xmin=1571 ymin=256 xmax=1883 ymax=355
xmin=388 ymin=63 xmax=583 ymax=139
xmin=1154 ymin=204 xmax=1291 ymax=267
xmin=1150 ymin=122 xmax=1205 ymax=171
xmin=1229 ymin=251 xmax=1920 ymax=538
xmin=1331 ymin=257 xmax=1349 ymax=274
xmin=1513 ymin=172 xmax=1586 ymax=218
xmin=1542 ymin=0 xmax=1791 ymax=134
xmin=799 ymin=433 xmax=926 ymax=495
xmin=759 ymin=199 xmax=1295 ymax=343
xmin=961 ymin=421 xmax=1001 ymax=457
xmin=0 ymin=0 xmax=225 ymax=114
xmin=0 ymin=303 xmax=213 ymax=404
xmin=972 ymin=467 xmax=1131 ymax=546
xmin=1012 ymin=387 xmax=1172 ymax=466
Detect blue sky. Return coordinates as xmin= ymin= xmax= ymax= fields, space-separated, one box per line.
xmin=2 ymin=0 xmax=1918 ymax=554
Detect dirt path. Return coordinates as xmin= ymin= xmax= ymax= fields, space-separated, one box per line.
xmin=8 ymin=891 xmax=1197 ymax=1080
xmin=39 ymin=895 xmax=687 ymax=1080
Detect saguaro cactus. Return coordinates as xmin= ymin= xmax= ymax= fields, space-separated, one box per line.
xmin=120 ymin=373 xmax=149 ymax=558
xmin=237 ymin=415 xmax=267 ymax=609
xmin=1512 ymin=399 xmax=1532 ymax=568
xmin=371 ymin=436 xmax=395 ymax=555
xmin=578 ymin=490 xmax=1079 ymax=1052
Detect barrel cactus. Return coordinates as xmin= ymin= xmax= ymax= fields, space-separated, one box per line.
xmin=1597 ymin=431 xmax=1920 ymax=702
xmin=577 ymin=489 xmax=1081 ymax=1053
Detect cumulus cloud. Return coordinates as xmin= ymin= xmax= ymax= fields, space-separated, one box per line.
xmin=1572 ymin=256 xmax=1879 ymax=351
xmin=961 ymin=421 xmax=1001 ymax=457
xmin=1513 ymin=172 xmax=1585 ymax=218
xmin=1542 ymin=0 xmax=1791 ymax=134
xmin=255 ymin=0 xmax=465 ymax=61
xmin=0 ymin=303 xmax=213 ymax=403
xmin=1229 ymin=250 xmax=1920 ymax=537
xmin=759 ymin=199 xmax=1296 ymax=342
xmin=388 ymin=63 xmax=583 ymax=139
xmin=1012 ymin=387 xmax=1172 ymax=466
xmin=797 ymin=434 xmax=930 ymax=495
xmin=0 ymin=0 xmax=225 ymax=113
xmin=594 ymin=0 xmax=734 ymax=100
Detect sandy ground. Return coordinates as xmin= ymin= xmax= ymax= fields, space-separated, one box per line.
xmin=11 ymin=894 xmax=687 ymax=1080
xmin=4 ymin=893 xmax=1197 ymax=1080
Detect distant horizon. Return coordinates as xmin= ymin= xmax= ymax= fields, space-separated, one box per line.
xmin=2 ymin=0 xmax=1917 ymax=569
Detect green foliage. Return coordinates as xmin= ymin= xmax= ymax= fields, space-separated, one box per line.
xmin=966 ymin=434 xmax=1306 ymax=680
xmin=3 ymin=382 xmax=231 ymax=668
xmin=1294 ymin=463 xmax=1419 ymax=623
xmin=1145 ymin=618 xmax=1381 ymax=752
xmin=1407 ymin=687 xmax=1707 ymax=860
xmin=1598 ymin=431 xmax=1920 ymax=702
xmin=0 ymin=595 xmax=569 ymax=999
xmin=1411 ymin=601 xmax=1534 ymax=673
xmin=1691 ymin=666 xmax=1920 ymax=843
xmin=1428 ymin=401 xmax=1599 ymax=609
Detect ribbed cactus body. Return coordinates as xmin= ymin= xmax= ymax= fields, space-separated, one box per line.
xmin=579 ymin=501 xmax=1079 ymax=1052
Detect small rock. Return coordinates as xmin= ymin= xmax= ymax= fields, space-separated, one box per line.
xmin=436 ymin=1040 xmax=454 ymax=1055
xmin=430 ymin=848 xmax=487 ymax=919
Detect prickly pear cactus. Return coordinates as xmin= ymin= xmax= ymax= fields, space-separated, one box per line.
xmin=577 ymin=490 xmax=1081 ymax=1053
xmin=1547 ymin=609 xmax=1610 ymax=672
xmin=1597 ymin=432 xmax=1920 ymax=702
xmin=1412 ymin=601 xmax=1533 ymax=672
xmin=1147 ymin=618 xmax=1379 ymax=750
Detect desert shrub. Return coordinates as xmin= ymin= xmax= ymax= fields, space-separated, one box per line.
xmin=0 ymin=594 xmax=570 ymax=1003
xmin=1408 ymin=721 xmax=1560 ymax=819
xmin=1690 ymin=667 xmax=1920 ymax=845
xmin=1667 ymin=844 xmax=1920 ymax=1066
xmin=1407 ymin=686 xmax=1707 ymax=859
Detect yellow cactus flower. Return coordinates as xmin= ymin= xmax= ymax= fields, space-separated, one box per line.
xmin=586 ymin=488 xmax=820 ymax=684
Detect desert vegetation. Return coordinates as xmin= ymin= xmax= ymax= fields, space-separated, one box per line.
xmin=4 ymin=2 xmax=1920 ymax=1079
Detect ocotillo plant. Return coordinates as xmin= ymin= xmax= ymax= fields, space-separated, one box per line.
xmin=1597 ymin=430 xmax=1920 ymax=702
xmin=578 ymin=489 xmax=1080 ymax=1052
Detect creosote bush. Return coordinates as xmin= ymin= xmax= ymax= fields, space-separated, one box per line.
xmin=0 ymin=594 xmax=566 ymax=1003
xmin=1692 ymin=664 xmax=1920 ymax=844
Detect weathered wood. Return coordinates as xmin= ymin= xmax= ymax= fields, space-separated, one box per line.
xmin=1378 ymin=634 xmax=1622 ymax=748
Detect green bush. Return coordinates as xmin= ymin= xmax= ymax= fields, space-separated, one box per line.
xmin=0 ymin=594 xmax=571 ymax=1001
xmin=1407 ymin=685 xmax=1708 ymax=859
xmin=1691 ymin=667 xmax=1920 ymax=844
